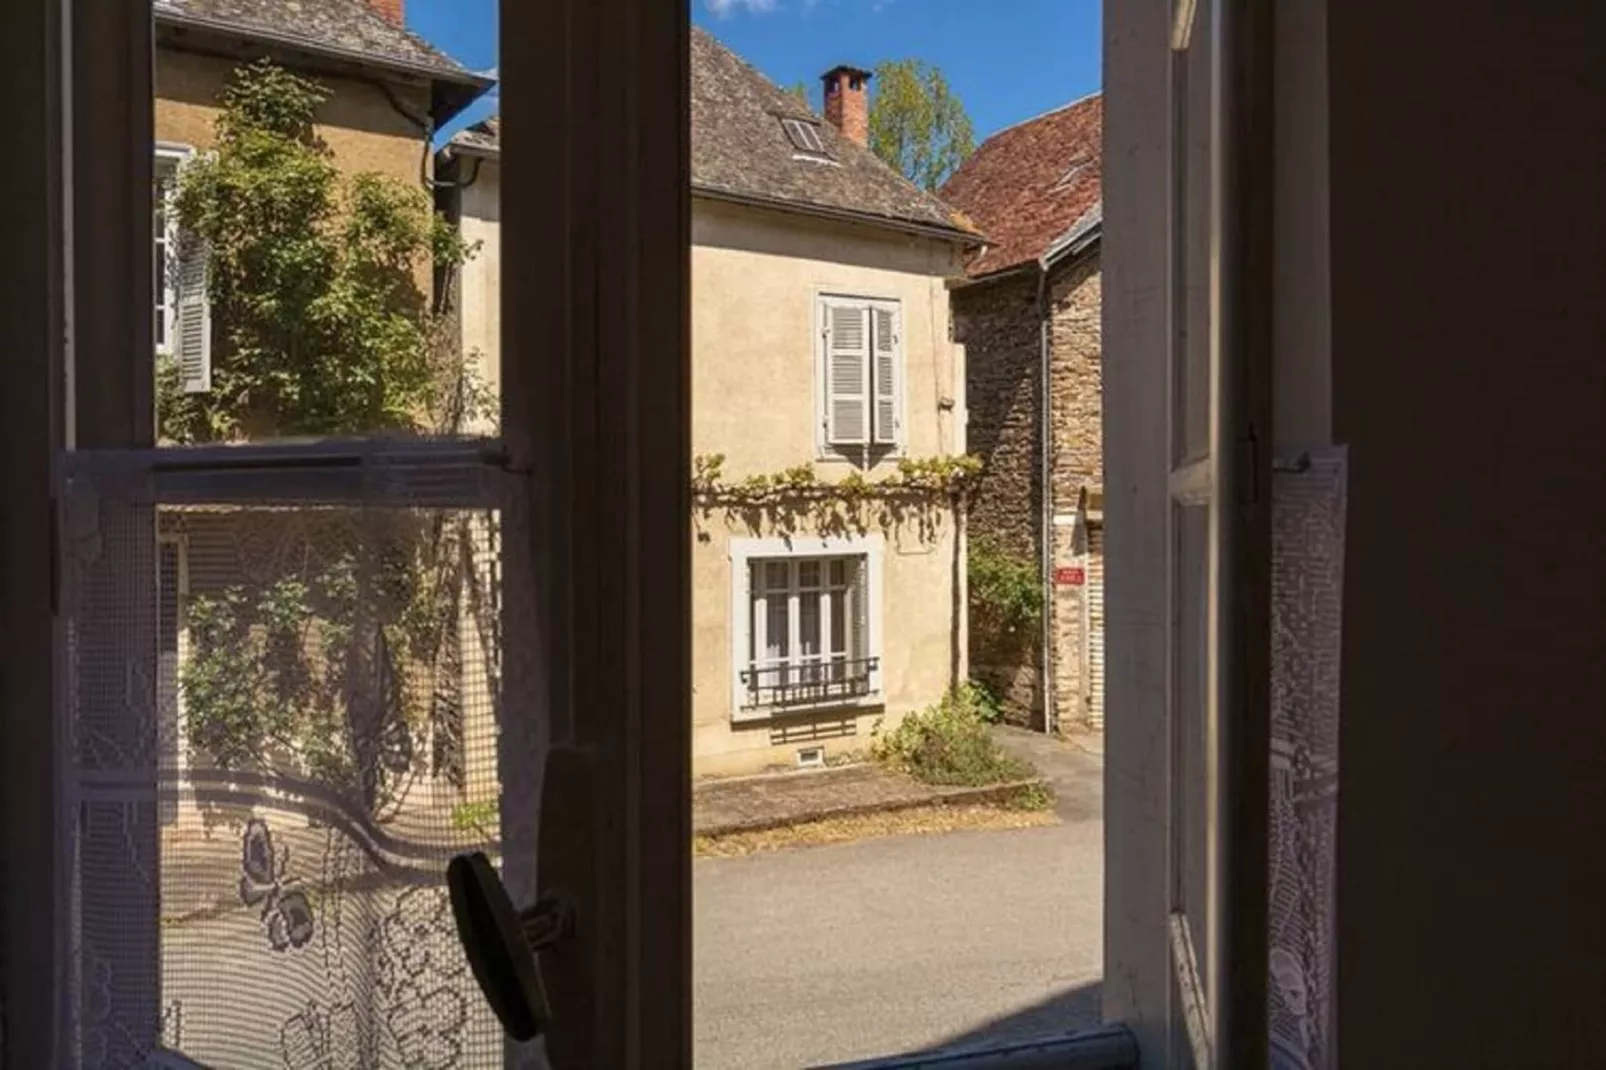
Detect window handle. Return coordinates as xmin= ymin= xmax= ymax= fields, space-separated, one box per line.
xmin=449 ymin=745 xmax=596 ymax=1059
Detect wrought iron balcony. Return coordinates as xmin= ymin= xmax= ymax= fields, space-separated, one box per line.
xmin=740 ymin=655 xmax=879 ymax=709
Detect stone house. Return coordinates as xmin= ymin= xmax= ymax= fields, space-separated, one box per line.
xmin=438 ymin=30 xmax=982 ymax=776
xmin=151 ymin=0 xmax=495 ymax=830
xmin=939 ymin=93 xmax=1104 ymax=732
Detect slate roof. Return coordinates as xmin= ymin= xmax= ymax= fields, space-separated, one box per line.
xmin=447 ymin=117 xmax=501 ymax=157
xmin=939 ymin=92 xmax=1103 ymax=279
xmin=690 ymin=28 xmax=977 ymax=242
xmin=154 ymin=0 xmax=490 ymax=124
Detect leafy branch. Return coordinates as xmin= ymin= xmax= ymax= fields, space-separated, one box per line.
xmin=691 ymin=453 xmax=979 ymax=541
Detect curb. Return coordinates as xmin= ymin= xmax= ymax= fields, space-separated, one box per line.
xmin=693 ymin=778 xmax=1050 ymax=839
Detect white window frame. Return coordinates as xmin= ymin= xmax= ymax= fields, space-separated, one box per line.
xmin=815 ymin=292 xmax=906 ymax=461
xmin=153 ymin=144 xmax=193 ymax=359
xmin=728 ymin=533 xmax=884 ymax=722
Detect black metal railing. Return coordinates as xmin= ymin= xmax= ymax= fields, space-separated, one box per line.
xmin=740 ymin=656 xmax=879 ymax=709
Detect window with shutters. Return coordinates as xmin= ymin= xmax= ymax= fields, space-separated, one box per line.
xmin=729 ymin=535 xmax=883 ymax=720
xmin=819 ymin=294 xmax=902 ymax=461
xmin=154 ymin=145 xmax=211 ymax=393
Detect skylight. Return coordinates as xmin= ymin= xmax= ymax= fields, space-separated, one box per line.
xmin=782 ymin=118 xmax=827 ymax=157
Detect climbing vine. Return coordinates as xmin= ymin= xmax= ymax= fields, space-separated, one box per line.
xmin=157 ymin=58 xmax=485 ymax=444
xmin=163 ymin=61 xmax=492 ymax=814
xmin=692 ymin=453 xmax=980 ymax=539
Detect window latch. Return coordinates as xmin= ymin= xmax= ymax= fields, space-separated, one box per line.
xmin=449 ymin=745 xmax=595 ymax=1060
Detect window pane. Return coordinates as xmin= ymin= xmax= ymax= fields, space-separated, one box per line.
xmin=829 ymin=558 xmax=847 ymax=588
xmin=764 ymin=561 xmax=788 ymax=591
xmin=798 ymin=559 xmax=821 ymax=589
xmin=63 ymin=450 xmax=510 ymax=1066
xmin=1174 ymin=41 xmax=1212 ymax=466
xmin=799 ymin=590 xmax=820 ymax=658
xmin=1175 ymin=502 xmax=1211 ymax=990
xmin=766 ymin=591 xmax=789 ymax=660
xmin=830 ymin=588 xmax=847 ymax=657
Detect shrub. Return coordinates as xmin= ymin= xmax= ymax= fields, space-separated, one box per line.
xmin=968 ymin=540 xmax=1042 ymax=640
xmin=963 ymin=678 xmax=1005 ymax=724
xmin=872 ymin=687 xmax=1034 ymax=787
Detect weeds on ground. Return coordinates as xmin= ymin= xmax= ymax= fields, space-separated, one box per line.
xmin=965 ymin=678 xmax=1006 ymax=724
xmin=693 ymin=803 xmax=1055 ymax=857
xmin=872 ymin=686 xmax=1036 ymax=788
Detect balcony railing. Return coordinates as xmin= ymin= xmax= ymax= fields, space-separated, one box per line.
xmin=740 ymin=655 xmax=879 ymax=709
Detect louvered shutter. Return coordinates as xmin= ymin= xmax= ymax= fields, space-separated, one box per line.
xmin=872 ymin=304 xmax=900 ymax=446
xmin=823 ymin=300 xmax=870 ymax=446
xmin=173 ymin=224 xmax=212 ymax=394
xmin=1085 ymin=526 xmax=1106 ymax=728
xmin=850 ymin=555 xmax=870 ymax=690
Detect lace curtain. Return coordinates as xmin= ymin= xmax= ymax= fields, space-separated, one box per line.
xmin=59 ymin=451 xmax=534 ymax=1069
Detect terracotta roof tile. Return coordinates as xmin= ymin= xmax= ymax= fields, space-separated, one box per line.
xmin=940 ymin=93 xmax=1103 ymax=278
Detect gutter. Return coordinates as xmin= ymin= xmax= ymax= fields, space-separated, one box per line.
xmin=440 ymin=140 xmax=501 ymax=163
xmin=154 ymin=8 xmax=494 ymax=123
xmin=1036 ymin=266 xmax=1054 ymax=735
xmin=693 ymin=185 xmax=987 ymax=248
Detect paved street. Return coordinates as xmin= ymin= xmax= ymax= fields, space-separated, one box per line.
xmin=694 ymin=730 xmax=1104 ymax=1069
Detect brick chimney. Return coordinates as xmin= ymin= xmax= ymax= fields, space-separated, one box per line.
xmin=821 ymin=65 xmax=872 ymax=147
xmin=367 ymin=0 xmax=404 ymax=25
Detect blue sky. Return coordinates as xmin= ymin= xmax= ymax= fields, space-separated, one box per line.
xmin=409 ymin=0 xmax=1101 ymax=146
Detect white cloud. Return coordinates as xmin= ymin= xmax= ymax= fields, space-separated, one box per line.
xmin=704 ymin=0 xmax=778 ymax=16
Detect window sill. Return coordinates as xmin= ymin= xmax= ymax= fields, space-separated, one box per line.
xmin=815 ymin=446 xmax=908 ymax=468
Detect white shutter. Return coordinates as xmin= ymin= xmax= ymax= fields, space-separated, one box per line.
xmin=1086 ymin=526 xmax=1106 ymax=728
xmin=850 ymin=555 xmax=869 ymax=662
xmin=872 ymin=304 xmax=900 ymax=446
xmin=823 ymin=300 xmax=870 ymax=446
xmin=173 ymin=225 xmax=212 ymax=394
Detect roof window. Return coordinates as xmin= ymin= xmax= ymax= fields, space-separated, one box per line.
xmin=782 ymin=117 xmax=828 ymax=157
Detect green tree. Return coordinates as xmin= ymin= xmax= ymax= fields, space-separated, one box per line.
xmin=867 ymin=59 xmax=976 ymax=192
xmin=159 ymin=58 xmax=480 ymax=443
xmin=786 ymin=80 xmax=813 ymax=111
xmin=161 ymin=61 xmax=492 ymax=816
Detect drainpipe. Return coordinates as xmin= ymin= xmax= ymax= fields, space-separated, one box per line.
xmin=1036 ymin=265 xmax=1054 ymax=735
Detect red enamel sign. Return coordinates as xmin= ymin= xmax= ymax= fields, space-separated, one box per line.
xmin=1054 ymin=566 xmax=1086 ymax=587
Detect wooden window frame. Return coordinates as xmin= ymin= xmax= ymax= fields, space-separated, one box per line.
xmin=0 ymin=0 xmax=1279 ymax=1065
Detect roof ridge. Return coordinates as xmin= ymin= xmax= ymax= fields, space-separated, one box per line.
xmin=691 ymin=27 xmax=976 ymax=239
xmin=978 ymin=88 xmax=1103 ymax=144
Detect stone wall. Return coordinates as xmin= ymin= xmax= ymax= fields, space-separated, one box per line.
xmin=952 ymin=251 xmax=1104 ymax=732
xmin=952 ymin=270 xmax=1043 ymax=725
xmin=1047 ymin=254 xmax=1104 ymax=730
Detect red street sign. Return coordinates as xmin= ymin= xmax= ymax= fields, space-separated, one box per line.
xmin=1054 ymin=566 xmax=1086 ymax=587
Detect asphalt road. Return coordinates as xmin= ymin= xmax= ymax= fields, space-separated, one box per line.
xmin=693 ymin=731 xmax=1105 ymax=1069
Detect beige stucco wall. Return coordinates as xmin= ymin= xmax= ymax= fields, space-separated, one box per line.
xmin=456 ymin=158 xmax=502 ymax=430
xmin=689 ymin=198 xmax=969 ymax=776
xmin=155 ymin=48 xmax=431 ymax=184
xmin=451 ymin=192 xmax=970 ymax=776
xmin=155 ymin=47 xmax=435 ymax=293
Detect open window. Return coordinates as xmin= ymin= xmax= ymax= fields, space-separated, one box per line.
xmin=2 ymin=0 xmax=1279 ymax=1066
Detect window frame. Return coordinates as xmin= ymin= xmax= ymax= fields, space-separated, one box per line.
xmin=728 ymin=533 xmax=884 ymax=723
xmin=816 ymin=291 xmax=906 ymax=462
xmin=152 ymin=144 xmax=193 ymax=358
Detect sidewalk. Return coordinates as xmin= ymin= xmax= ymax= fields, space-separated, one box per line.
xmin=693 ymin=762 xmax=1041 ymax=837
